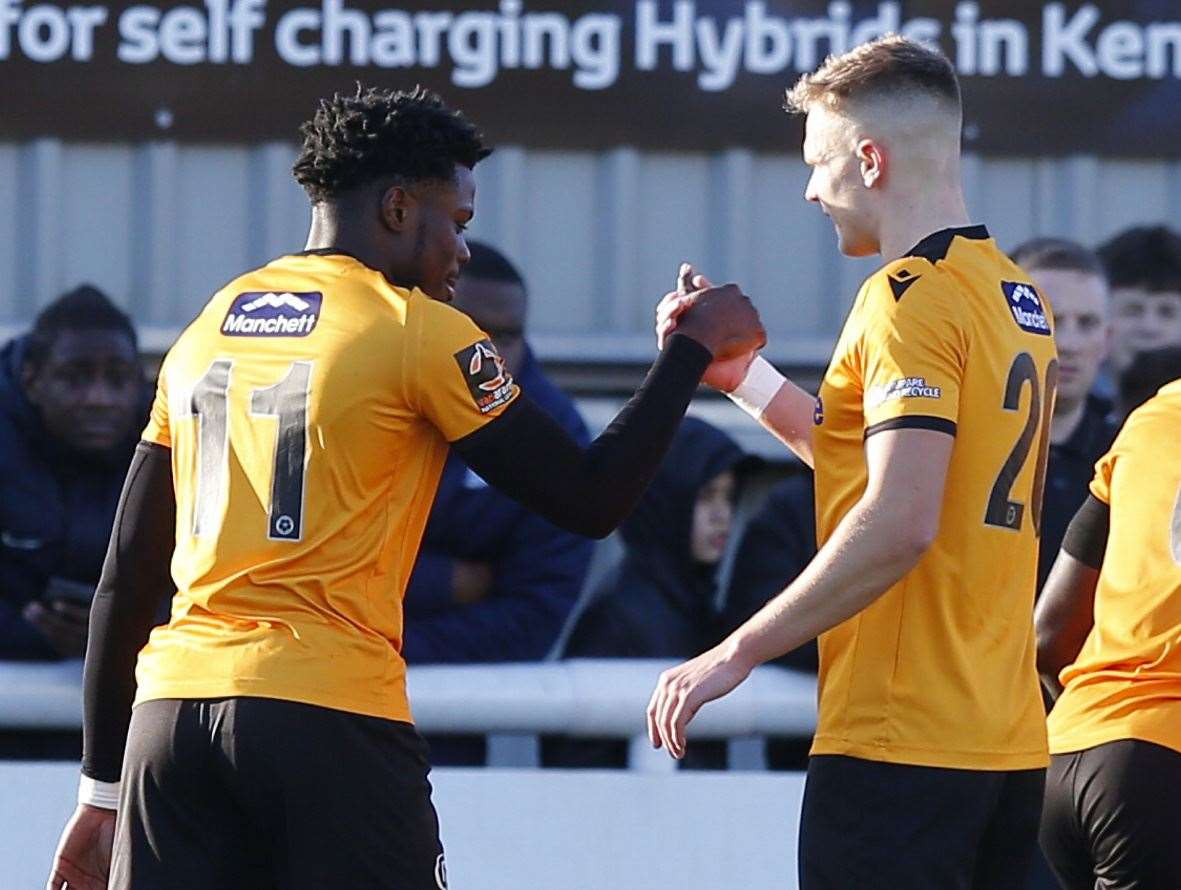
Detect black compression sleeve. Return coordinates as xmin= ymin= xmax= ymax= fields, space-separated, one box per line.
xmin=453 ymin=333 xmax=711 ymax=539
xmin=81 ymin=441 xmax=177 ymax=783
xmin=1061 ymin=494 xmax=1110 ymax=570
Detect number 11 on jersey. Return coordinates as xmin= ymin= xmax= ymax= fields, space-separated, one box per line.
xmin=183 ymin=359 xmax=314 ymax=542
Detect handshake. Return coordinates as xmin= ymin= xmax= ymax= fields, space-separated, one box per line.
xmin=656 ymin=263 xmax=767 ymax=392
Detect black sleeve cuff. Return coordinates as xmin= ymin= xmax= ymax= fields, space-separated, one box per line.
xmin=864 ymin=415 xmax=957 ymax=439
xmin=662 ymin=332 xmax=714 ymax=375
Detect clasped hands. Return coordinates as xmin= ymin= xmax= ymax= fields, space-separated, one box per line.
xmin=656 ymin=263 xmax=764 ymax=392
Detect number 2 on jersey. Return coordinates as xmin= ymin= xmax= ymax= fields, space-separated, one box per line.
xmin=184 ymin=359 xmax=313 ymax=542
xmin=985 ymin=353 xmax=1059 ymax=534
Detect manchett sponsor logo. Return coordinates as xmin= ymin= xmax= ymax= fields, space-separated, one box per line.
xmin=1002 ymin=281 xmax=1051 ymax=336
xmin=866 ymin=377 xmax=943 ymax=408
xmin=222 ymin=291 xmax=322 ymax=337
xmin=241 ymin=292 xmax=312 ymax=313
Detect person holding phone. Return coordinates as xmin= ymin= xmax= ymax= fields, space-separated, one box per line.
xmin=0 ymin=286 xmax=147 ymax=660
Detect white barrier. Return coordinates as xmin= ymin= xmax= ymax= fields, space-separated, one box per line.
xmin=0 ymin=762 xmax=808 ymax=890
xmin=0 ymin=660 xmax=816 ymax=886
xmin=0 ymin=659 xmax=817 ymax=733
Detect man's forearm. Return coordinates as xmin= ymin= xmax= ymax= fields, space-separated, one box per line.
xmin=727 ymin=493 xmax=929 ymax=667
xmin=724 ymin=357 xmax=816 ymax=467
xmin=1035 ymin=553 xmax=1100 ymax=702
xmin=757 ymin=379 xmax=817 ymax=468
xmin=455 ymin=334 xmax=711 ymax=539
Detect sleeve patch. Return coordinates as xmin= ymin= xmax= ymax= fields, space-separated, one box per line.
xmin=866 ymin=376 xmax=943 ymax=409
xmin=453 ymin=340 xmax=516 ymax=414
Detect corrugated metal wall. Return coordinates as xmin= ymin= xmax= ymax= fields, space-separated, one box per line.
xmin=2 ymin=140 xmax=1179 ymax=364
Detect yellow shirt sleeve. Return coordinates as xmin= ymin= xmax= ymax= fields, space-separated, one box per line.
xmin=1088 ymin=404 xmax=1145 ymax=505
xmin=858 ymin=268 xmax=967 ymax=435
xmin=1089 ymin=451 xmax=1116 ymax=505
xmin=141 ymin=354 xmax=172 ymax=447
xmin=409 ymin=297 xmax=521 ymax=442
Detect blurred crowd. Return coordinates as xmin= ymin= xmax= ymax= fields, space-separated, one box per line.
xmin=3 ymin=230 xmax=1181 ymax=763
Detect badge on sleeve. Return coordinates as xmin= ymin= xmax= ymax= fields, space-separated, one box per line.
xmin=453 ymin=340 xmax=515 ymax=414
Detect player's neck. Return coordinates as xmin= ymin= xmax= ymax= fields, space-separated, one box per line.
xmin=304 ymin=210 xmax=388 ymax=277
xmin=878 ymin=190 xmax=971 ymax=263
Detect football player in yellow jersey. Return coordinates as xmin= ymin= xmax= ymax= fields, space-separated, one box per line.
xmin=1035 ymin=380 xmax=1181 ymax=889
xmin=47 ymin=86 xmax=764 ymax=890
xmin=649 ymin=36 xmax=1056 ymax=888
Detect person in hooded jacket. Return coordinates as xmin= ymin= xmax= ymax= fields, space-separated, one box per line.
xmin=544 ymin=417 xmax=754 ymax=767
xmin=720 ymin=471 xmax=820 ymax=673
xmin=0 ymin=286 xmax=148 ymax=661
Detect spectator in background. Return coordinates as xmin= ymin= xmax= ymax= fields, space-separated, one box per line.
xmin=402 ymin=241 xmax=592 ymax=666
xmin=1117 ymin=345 xmax=1181 ymax=419
xmin=546 ymin=418 xmax=754 ymax=768
xmin=1010 ymin=239 xmax=1119 ymax=590
xmin=1097 ymin=225 xmax=1181 ymax=386
xmin=720 ymin=471 xmax=819 ymax=673
xmin=0 ymin=286 xmax=146 ymax=660
xmin=562 ymin=417 xmax=753 ymax=660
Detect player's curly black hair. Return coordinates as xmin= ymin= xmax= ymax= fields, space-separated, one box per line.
xmin=292 ymin=84 xmax=491 ymax=203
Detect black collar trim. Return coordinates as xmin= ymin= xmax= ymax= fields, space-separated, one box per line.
xmin=905 ymin=225 xmax=991 ymax=264
xmin=291 ymin=247 xmax=362 ymax=261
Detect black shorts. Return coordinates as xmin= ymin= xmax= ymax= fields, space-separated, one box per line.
xmin=799 ymin=754 xmax=1044 ymax=890
xmin=1040 ymin=739 xmax=1181 ymax=890
xmin=109 ymin=697 xmax=447 ymax=890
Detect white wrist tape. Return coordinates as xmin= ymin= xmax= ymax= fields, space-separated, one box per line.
xmin=78 ymin=775 xmax=121 ymax=810
xmin=726 ymin=356 xmax=786 ymax=419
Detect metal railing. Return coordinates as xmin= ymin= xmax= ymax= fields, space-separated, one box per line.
xmin=0 ymin=659 xmax=817 ymax=771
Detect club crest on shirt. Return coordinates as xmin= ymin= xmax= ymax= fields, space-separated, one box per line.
xmin=221 ymin=291 xmax=322 ymax=337
xmin=866 ymin=377 xmax=943 ymax=409
xmin=453 ymin=339 xmax=515 ymax=414
xmin=1001 ymin=282 xmax=1051 ymax=336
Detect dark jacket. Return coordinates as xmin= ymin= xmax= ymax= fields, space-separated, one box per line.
xmin=563 ymin=418 xmax=750 ymax=658
xmin=401 ymin=345 xmax=593 ymax=663
xmin=1038 ymin=395 xmax=1120 ymax=591
xmin=720 ymin=472 xmax=819 ymax=672
xmin=0 ymin=336 xmax=144 ymax=660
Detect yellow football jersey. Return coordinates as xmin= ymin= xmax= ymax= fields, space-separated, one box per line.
xmin=135 ymin=251 xmax=518 ymax=722
xmin=812 ymin=226 xmax=1056 ymax=770
xmin=1048 ymin=380 xmax=1181 ymax=756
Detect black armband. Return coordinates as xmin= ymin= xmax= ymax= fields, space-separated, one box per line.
xmin=1061 ymin=494 xmax=1109 ymax=570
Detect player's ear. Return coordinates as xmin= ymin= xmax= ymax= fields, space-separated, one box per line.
xmin=858 ymin=139 xmax=886 ymax=189
xmin=380 ymin=185 xmax=415 ymax=234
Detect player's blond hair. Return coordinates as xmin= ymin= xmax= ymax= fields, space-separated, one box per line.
xmin=785 ymin=35 xmax=960 ymax=116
